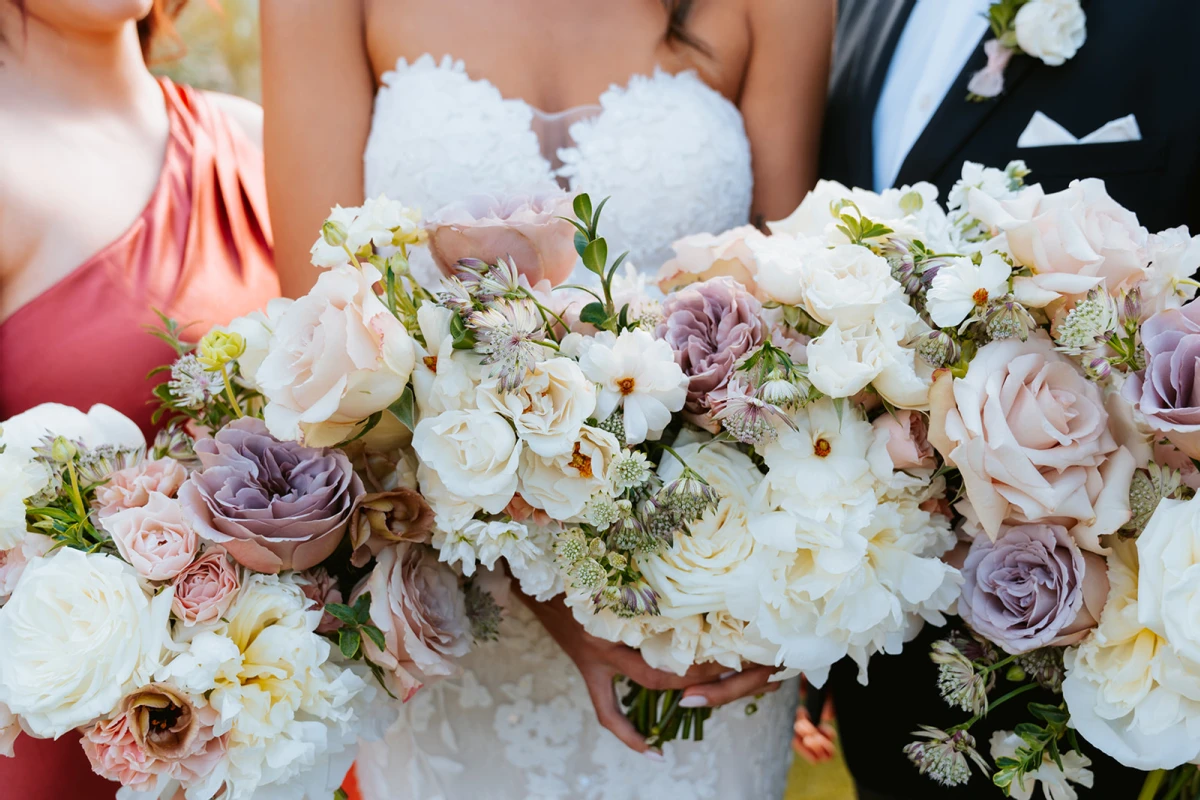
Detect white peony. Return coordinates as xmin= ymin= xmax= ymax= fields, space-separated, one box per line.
xmin=989 ymin=730 xmax=1094 ymax=800
xmin=0 ymin=449 xmax=37 ymax=551
xmin=800 ymin=244 xmax=902 ymax=329
xmin=1136 ymin=495 xmax=1200 ymax=665
xmin=0 ymin=549 xmax=172 ymax=737
xmin=926 ymin=254 xmax=1013 ymax=328
xmin=576 ymin=329 xmax=687 ymax=444
xmin=258 ymin=263 xmax=417 ymax=447
xmin=0 ymin=701 xmax=17 ymax=757
xmin=412 ymin=409 xmax=522 ymax=515
xmin=1015 ymin=0 xmax=1087 ymax=67
xmin=518 ymin=425 xmax=619 ymax=520
xmin=412 ymin=303 xmax=484 ymax=415
xmin=478 ymin=358 xmax=596 ymax=458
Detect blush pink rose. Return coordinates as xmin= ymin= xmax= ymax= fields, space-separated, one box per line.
xmin=170 ymin=549 xmax=240 ymax=627
xmin=93 ymin=458 xmax=188 ymax=518
xmin=656 ymin=226 xmax=768 ymax=297
xmin=0 ymin=534 xmax=53 ymax=603
xmin=426 ymin=191 xmax=578 ymax=286
xmin=81 ymin=713 xmax=158 ymax=790
xmin=873 ymin=410 xmax=936 ymax=471
xmin=929 ymin=337 xmax=1135 ymax=553
xmin=971 ymin=179 xmax=1149 ymax=307
xmin=103 ymin=492 xmax=199 ymax=581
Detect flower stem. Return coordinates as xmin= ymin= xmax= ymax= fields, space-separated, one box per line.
xmin=1139 ymin=770 xmax=1167 ymax=800
xmin=220 ymin=363 xmax=245 ymax=418
xmin=951 ymin=682 xmax=1038 ymax=732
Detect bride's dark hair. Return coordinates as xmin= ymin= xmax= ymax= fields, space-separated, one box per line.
xmin=7 ymin=0 xmax=191 ymax=59
xmin=661 ymin=0 xmax=710 ymax=54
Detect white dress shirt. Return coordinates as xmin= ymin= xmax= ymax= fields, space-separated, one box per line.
xmin=872 ymin=0 xmax=992 ymax=191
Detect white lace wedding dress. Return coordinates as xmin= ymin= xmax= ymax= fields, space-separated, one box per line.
xmin=357 ymin=54 xmax=799 ymax=800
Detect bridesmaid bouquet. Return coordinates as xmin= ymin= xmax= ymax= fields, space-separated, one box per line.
xmin=0 ymin=318 xmax=495 ymax=798
xmin=739 ymin=161 xmax=1200 ymax=797
xmin=214 ymin=189 xmax=962 ymax=749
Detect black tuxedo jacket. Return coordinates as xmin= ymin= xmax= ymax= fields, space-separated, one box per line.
xmin=821 ymin=0 xmax=1200 ymax=233
xmin=820 ymin=1 xmax=1200 ymax=798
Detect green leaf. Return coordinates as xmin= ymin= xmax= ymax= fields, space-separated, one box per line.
xmin=338 ymin=411 xmax=382 ymax=446
xmin=617 ymin=303 xmax=630 ymax=331
xmin=339 ymin=627 xmax=362 ymax=660
xmin=449 ymin=311 xmax=467 ymax=339
xmin=1028 ymin=703 xmax=1068 ymax=725
xmin=583 ymin=238 xmax=608 ymax=275
xmin=353 ymin=591 xmax=372 ymax=624
xmin=575 ymin=230 xmax=589 ymax=258
xmin=579 ymin=302 xmax=609 ymax=327
xmin=590 ymin=197 xmax=610 ymax=238
xmin=606 ymin=251 xmax=629 ymax=284
xmin=324 ymin=603 xmax=360 ymax=626
xmin=832 ymin=397 xmax=845 ymax=426
xmin=362 ymin=624 xmax=387 ymax=652
xmin=573 ymin=193 xmax=593 ymax=224
xmin=388 ymin=385 xmax=417 ymax=432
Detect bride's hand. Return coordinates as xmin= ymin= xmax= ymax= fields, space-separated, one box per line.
xmin=679 ymin=664 xmax=784 ymax=709
xmin=518 ymin=591 xmax=726 ymax=756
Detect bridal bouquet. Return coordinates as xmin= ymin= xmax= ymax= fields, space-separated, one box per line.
xmin=747 ymin=161 xmax=1200 ymax=797
xmin=0 ymin=313 xmax=495 ymax=798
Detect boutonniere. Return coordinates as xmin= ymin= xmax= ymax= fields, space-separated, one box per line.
xmin=967 ymin=0 xmax=1087 ymax=101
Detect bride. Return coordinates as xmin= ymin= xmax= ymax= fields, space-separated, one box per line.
xmin=260 ymin=1 xmax=833 ymax=797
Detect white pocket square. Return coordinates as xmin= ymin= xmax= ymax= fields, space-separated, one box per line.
xmin=1017 ymin=111 xmax=1142 ymax=148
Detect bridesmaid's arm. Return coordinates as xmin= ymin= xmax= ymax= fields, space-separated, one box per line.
xmin=740 ymin=0 xmax=835 ymax=227
xmin=260 ymin=0 xmax=375 ymax=298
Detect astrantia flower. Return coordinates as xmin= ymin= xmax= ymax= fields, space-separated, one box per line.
xmin=583 ymin=494 xmax=621 ymax=530
xmin=931 ymin=639 xmax=992 ymax=716
xmin=926 ymin=254 xmax=1012 ymax=328
xmin=168 ymin=354 xmax=226 ymax=410
xmin=469 ymin=299 xmax=548 ymax=391
xmin=917 ymin=330 xmax=961 ymax=368
xmin=712 ymin=383 xmax=785 ymax=447
xmin=984 ymin=295 xmax=1038 ymax=341
xmin=656 ymin=471 xmax=720 ymax=523
xmin=1054 ymin=286 xmax=1119 ymax=355
xmin=475 ymin=256 xmax=523 ymax=298
xmin=576 ymin=329 xmax=688 ymax=445
xmin=608 ymin=450 xmax=652 ymax=491
xmin=904 ymin=727 xmax=989 ymax=787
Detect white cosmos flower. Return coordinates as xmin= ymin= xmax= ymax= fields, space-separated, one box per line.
xmin=927 ymin=254 xmax=1013 ymax=328
xmin=990 ymin=731 xmax=1094 ymax=800
xmin=576 ymin=329 xmax=687 ymax=444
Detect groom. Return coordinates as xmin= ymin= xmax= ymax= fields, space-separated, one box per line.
xmin=819 ymin=0 xmax=1200 ymax=798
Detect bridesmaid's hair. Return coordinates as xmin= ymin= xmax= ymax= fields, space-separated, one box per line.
xmin=7 ymin=0 xmax=191 ymax=60
xmin=661 ymin=0 xmax=710 ymax=55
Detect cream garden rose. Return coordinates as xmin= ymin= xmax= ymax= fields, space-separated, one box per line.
xmin=412 ymin=409 xmax=522 ymax=517
xmin=1015 ymin=0 xmax=1087 ymax=67
xmin=478 ymin=358 xmax=596 ymax=457
xmin=800 ymin=244 xmax=903 ymax=328
xmin=257 ymin=262 xmax=417 ymax=447
xmin=0 ymin=549 xmax=172 ymax=737
xmin=518 ymin=425 xmax=619 ymax=520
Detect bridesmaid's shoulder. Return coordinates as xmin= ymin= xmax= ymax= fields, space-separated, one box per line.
xmin=202 ymin=90 xmax=263 ymax=148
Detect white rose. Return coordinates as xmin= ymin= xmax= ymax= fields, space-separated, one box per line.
xmin=479 ymin=358 xmax=596 ymax=457
xmin=413 ymin=409 xmax=521 ymax=514
xmin=417 ymin=462 xmax=481 ymax=533
xmin=872 ymin=301 xmax=935 ymax=410
xmin=806 ymin=320 xmax=887 ymax=398
xmin=518 ymin=425 xmax=619 ymax=520
xmin=1136 ymin=495 xmax=1200 ymax=664
xmin=0 ymin=549 xmax=172 ymax=737
xmin=224 ymin=297 xmax=294 ymax=391
xmin=801 ymin=245 xmax=902 ymax=328
xmin=413 ymin=303 xmax=484 ymax=415
xmin=258 ymin=263 xmax=417 ymax=447
xmin=1015 ymin=0 xmax=1087 ymax=67
xmin=1142 ymin=226 xmax=1200 ymax=316
xmin=746 ymin=233 xmax=825 ymax=307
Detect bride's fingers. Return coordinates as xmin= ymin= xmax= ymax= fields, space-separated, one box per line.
xmin=678 ymin=665 xmax=781 ymax=708
xmin=606 ymin=646 xmax=697 ymax=691
xmin=581 ymin=668 xmax=653 ymax=755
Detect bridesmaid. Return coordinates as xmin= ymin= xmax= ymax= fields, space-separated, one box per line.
xmin=0 ymin=0 xmax=278 ymax=796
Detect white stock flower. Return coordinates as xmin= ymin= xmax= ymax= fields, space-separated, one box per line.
xmin=801 ymin=245 xmax=902 ymax=328
xmin=463 ymin=519 xmax=543 ymax=575
xmin=1015 ymin=0 xmax=1087 ymax=67
xmin=413 ymin=409 xmax=522 ymax=515
xmin=412 ymin=303 xmax=483 ymax=415
xmin=478 ymin=358 xmax=596 ymax=458
xmin=948 ymin=161 xmax=1023 ymax=217
xmin=1142 ymin=226 xmax=1200 ymax=315
xmin=989 ymin=731 xmax=1094 ymax=800
xmin=0 ymin=549 xmax=172 ymax=737
xmin=258 ymin=263 xmax=417 ymax=447
xmin=518 ymin=425 xmax=619 ymax=520
xmin=927 ymin=254 xmax=1013 ymax=328
xmin=576 ymin=329 xmax=687 ymax=444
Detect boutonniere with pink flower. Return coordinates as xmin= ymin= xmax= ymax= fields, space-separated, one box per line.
xmin=968 ymin=0 xmax=1087 ymax=101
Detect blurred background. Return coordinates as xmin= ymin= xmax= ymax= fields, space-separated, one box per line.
xmin=156 ymin=3 xmax=855 ymax=798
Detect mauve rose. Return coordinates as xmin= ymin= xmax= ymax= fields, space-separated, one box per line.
xmin=349 ymin=489 xmax=435 ymax=568
xmin=170 ymin=549 xmax=239 ymax=627
xmin=656 ymin=226 xmax=767 ymax=297
xmin=873 ymin=410 xmax=935 ymax=471
xmin=298 ymin=566 xmax=344 ymax=634
xmin=656 ymin=277 xmax=765 ymax=418
xmin=178 ymin=418 xmax=363 ymax=573
xmin=426 ymin=191 xmax=578 ymax=286
xmin=1124 ymin=301 xmax=1200 ymax=459
xmin=959 ymin=523 xmax=1108 ymax=654
xmin=103 ymin=492 xmax=199 ymax=581
xmin=94 ymin=458 xmax=188 ymax=518
xmin=929 ymin=337 xmax=1135 ymax=553
xmin=356 ymin=542 xmax=471 ymax=701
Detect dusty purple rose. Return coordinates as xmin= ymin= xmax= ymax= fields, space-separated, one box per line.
xmin=178 ymin=418 xmax=364 ymax=573
xmin=1125 ymin=301 xmax=1200 ymax=459
xmin=958 ymin=523 xmax=1108 ymax=654
xmin=655 ymin=277 xmax=765 ymax=416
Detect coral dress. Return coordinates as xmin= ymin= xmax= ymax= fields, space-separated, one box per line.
xmin=0 ymin=77 xmax=278 ymax=798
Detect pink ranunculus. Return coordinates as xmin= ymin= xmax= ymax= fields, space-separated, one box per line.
xmin=356 ymin=542 xmax=472 ymax=701
xmin=873 ymin=410 xmax=936 ymax=471
xmin=929 ymin=337 xmax=1135 ymax=553
xmin=170 ymin=549 xmax=240 ymax=627
xmin=656 ymin=226 xmax=768 ymax=297
xmin=93 ymin=458 xmax=188 ymax=518
xmin=426 ymin=191 xmax=579 ymax=286
xmin=0 ymin=534 xmax=53 ymax=603
xmin=81 ymin=713 xmax=159 ymax=790
xmin=103 ymin=492 xmax=199 ymax=581
xmin=971 ymin=179 xmax=1149 ymax=307
xmin=298 ymin=566 xmax=345 ymax=634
